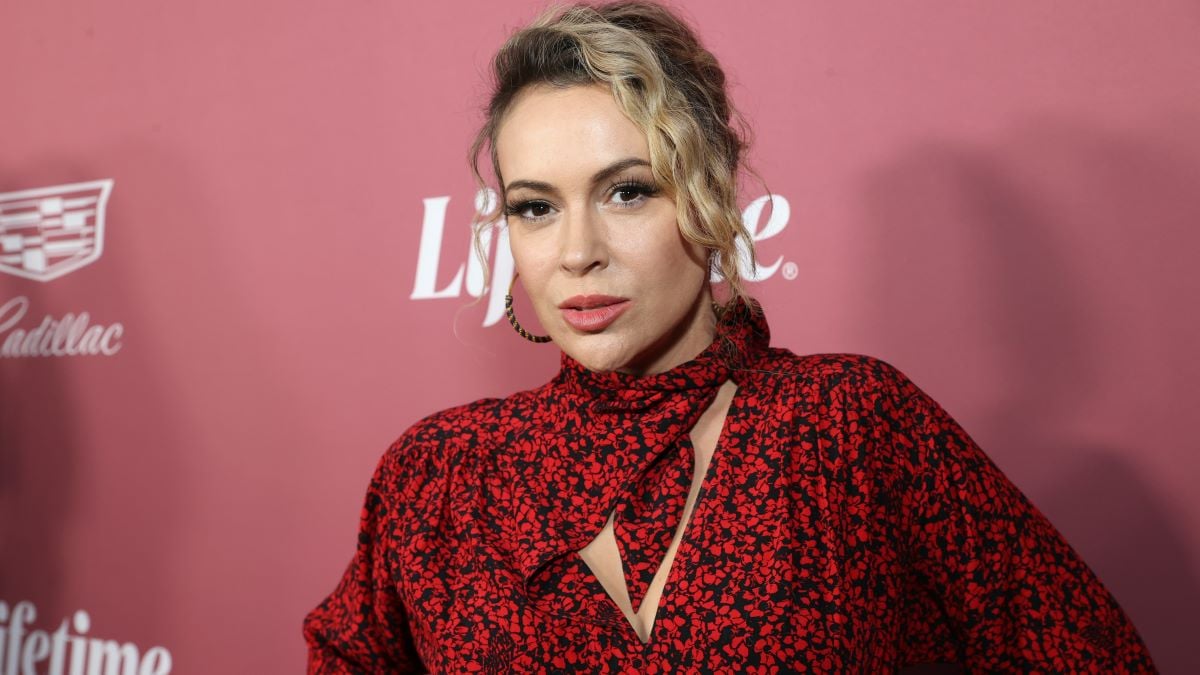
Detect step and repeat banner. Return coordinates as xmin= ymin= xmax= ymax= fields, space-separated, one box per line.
xmin=2 ymin=1 xmax=1197 ymax=672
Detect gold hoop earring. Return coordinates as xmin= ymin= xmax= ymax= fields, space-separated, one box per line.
xmin=505 ymin=273 xmax=552 ymax=343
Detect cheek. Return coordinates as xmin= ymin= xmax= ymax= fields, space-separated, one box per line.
xmin=631 ymin=225 xmax=707 ymax=276
xmin=507 ymin=230 xmax=558 ymax=305
xmin=508 ymin=230 xmax=545 ymax=273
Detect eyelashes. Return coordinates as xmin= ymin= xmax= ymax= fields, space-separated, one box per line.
xmin=607 ymin=179 xmax=660 ymax=204
xmin=503 ymin=199 xmax=552 ymax=221
xmin=503 ymin=179 xmax=660 ymax=222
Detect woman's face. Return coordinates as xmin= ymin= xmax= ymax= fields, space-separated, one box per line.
xmin=495 ymin=83 xmax=714 ymax=375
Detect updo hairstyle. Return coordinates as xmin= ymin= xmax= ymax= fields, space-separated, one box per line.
xmin=469 ymin=0 xmax=760 ymax=309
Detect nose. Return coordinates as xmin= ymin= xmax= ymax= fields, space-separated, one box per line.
xmin=558 ymin=204 xmax=608 ymax=276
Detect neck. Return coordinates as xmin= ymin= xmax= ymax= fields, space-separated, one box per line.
xmin=616 ymin=286 xmax=717 ymax=377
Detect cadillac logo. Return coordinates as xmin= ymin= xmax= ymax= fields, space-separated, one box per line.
xmin=0 ymin=179 xmax=113 ymax=282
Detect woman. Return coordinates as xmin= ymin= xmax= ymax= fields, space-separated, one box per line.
xmin=303 ymin=2 xmax=1157 ymax=672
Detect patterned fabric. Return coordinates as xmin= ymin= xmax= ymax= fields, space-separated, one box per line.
xmin=303 ymin=299 xmax=1157 ymax=674
xmin=518 ymin=299 xmax=765 ymax=615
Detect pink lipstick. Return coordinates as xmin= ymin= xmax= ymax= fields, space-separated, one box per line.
xmin=558 ymin=295 xmax=631 ymax=331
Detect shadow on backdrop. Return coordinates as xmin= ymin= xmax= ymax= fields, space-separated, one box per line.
xmin=0 ymin=188 xmax=77 ymax=622
xmin=863 ymin=116 xmax=1200 ymax=672
xmin=0 ymin=159 xmax=187 ymax=652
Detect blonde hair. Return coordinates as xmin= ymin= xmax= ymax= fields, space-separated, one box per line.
xmin=468 ymin=0 xmax=760 ymax=310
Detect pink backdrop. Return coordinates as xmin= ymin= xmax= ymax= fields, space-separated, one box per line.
xmin=2 ymin=1 xmax=1196 ymax=672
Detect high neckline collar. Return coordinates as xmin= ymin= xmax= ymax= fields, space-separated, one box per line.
xmin=510 ymin=296 xmax=772 ymax=618
xmin=554 ymin=296 xmax=771 ymax=402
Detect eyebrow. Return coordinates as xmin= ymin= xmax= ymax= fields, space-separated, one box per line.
xmin=503 ymin=157 xmax=651 ymax=196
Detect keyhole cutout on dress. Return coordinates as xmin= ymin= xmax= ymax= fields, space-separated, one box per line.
xmin=577 ymin=379 xmax=738 ymax=645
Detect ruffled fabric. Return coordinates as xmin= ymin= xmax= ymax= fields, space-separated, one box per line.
xmin=509 ymin=297 xmax=770 ymax=613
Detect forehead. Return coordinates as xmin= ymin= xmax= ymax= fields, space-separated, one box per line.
xmin=495 ymin=83 xmax=651 ymax=186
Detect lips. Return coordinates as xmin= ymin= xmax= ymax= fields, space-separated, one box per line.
xmin=558 ymin=295 xmax=631 ymax=331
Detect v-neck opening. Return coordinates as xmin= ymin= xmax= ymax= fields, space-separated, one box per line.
xmin=577 ymin=379 xmax=743 ymax=648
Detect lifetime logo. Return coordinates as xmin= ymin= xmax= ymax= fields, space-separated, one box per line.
xmin=0 ymin=600 xmax=171 ymax=675
xmin=411 ymin=189 xmax=791 ymax=327
xmin=0 ymin=180 xmax=113 ymax=282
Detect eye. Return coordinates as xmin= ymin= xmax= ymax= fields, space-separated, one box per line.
xmin=504 ymin=199 xmax=554 ymax=222
xmin=608 ymin=180 xmax=659 ymax=208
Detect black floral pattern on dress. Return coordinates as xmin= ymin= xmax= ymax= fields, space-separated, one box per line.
xmin=514 ymin=299 xmax=765 ymax=616
xmin=303 ymin=298 xmax=1157 ymax=673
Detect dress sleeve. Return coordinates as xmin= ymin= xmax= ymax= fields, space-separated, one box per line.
xmin=303 ymin=442 xmax=426 ymax=674
xmin=873 ymin=361 xmax=1158 ymax=673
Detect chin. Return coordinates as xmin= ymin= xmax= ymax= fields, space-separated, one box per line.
xmin=558 ymin=335 xmax=633 ymax=373
xmin=568 ymin=351 xmax=629 ymax=374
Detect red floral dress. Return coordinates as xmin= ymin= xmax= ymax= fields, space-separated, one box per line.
xmin=303 ymin=299 xmax=1156 ymax=673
